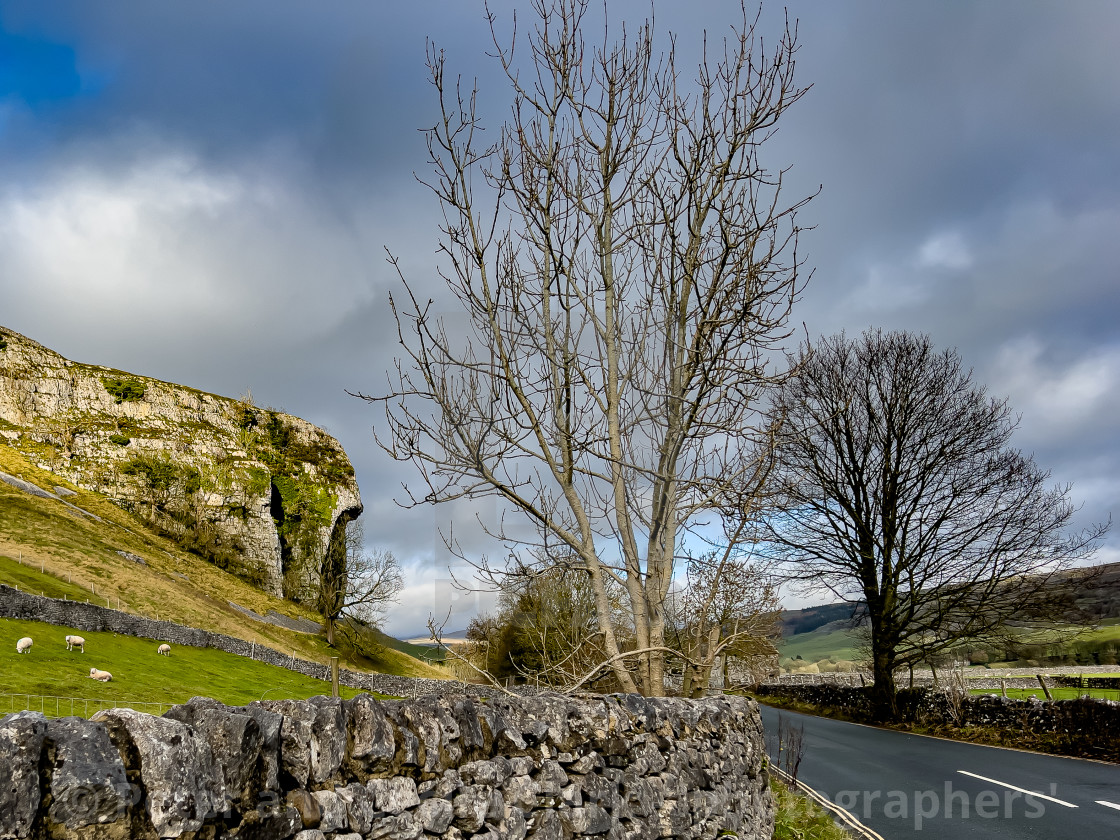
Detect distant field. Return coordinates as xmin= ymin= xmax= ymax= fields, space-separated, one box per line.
xmin=971 ymin=686 xmax=1120 ymax=702
xmin=778 ymin=626 xmax=862 ymax=664
xmin=0 ymin=617 xmax=377 ymax=716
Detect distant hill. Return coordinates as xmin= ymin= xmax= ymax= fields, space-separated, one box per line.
xmin=777 ymin=562 xmax=1120 ymax=668
xmin=779 ymin=601 xmax=863 ymax=636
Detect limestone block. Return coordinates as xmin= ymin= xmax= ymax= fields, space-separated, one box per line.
xmin=93 ymin=708 xmax=226 ymax=838
xmin=459 ymin=758 xmax=507 ymax=787
xmin=502 ymin=774 xmax=540 ymax=810
xmin=564 ymin=803 xmax=612 ymax=835
xmin=366 ymin=811 xmax=422 ymax=840
xmin=342 ymin=695 xmax=395 ymax=777
xmin=535 ymin=760 xmax=569 ymax=795
xmin=452 ymin=785 xmax=491 ymax=832
xmin=46 ymin=716 xmax=132 ymax=838
xmin=336 ymin=782 xmax=374 ymax=835
xmin=415 ymin=797 xmax=454 ymax=834
xmin=163 ymin=699 xmax=265 ymax=807
xmin=366 ymin=777 xmax=420 ymax=814
xmin=0 ymin=711 xmax=48 ymax=840
xmin=310 ymin=791 xmax=346 ymax=833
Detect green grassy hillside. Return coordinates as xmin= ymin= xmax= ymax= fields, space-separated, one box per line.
xmin=0 ymin=617 xmax=372 ymax=716
xmin=0 ymin=443 xmax=445 ymax=681
xmin=778 ymin=626 xmax=863 ymax=664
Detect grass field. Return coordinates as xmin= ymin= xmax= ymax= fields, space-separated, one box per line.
xmin=0 ymin=617 xmax=377 ymax=716
xmin=778 ymin=626 xmax=862 ymax=663
xmin=0 ymin=553 xmax=99 ymax=601
xmin=0 ymin=443 xmax=445 ymax=681
xmin=970 ymin=686 xmax=1120 ymax=702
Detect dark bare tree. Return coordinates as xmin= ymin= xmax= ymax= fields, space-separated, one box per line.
xmin=352 ymin=0 xmax=815 ymax=696
xmin=766 ymin=330 xmax=1108 ymax=718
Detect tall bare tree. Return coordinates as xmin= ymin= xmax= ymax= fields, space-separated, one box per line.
xmin=766 ymin=330 xmax=1108 ymax=718
xmin=355 ymin=0 xmax=814 ymax=695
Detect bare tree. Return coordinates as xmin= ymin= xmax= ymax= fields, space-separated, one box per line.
xmin=353 ymin=0 xmax=814 ymax=696
xmin=766 ymin=330 xmax=1109 ymax=719
xmin=667 ymin=551 xmax=781 ymax=696
xmin=318 ymin=519 xmax=404 ymax=646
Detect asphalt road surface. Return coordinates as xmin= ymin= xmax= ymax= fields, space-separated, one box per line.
xmin=757 ymin=703 xmax=1120 ymax=838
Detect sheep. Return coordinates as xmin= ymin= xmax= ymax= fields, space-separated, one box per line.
xmin=157 ymin=643 xmax=171 ymax=656
xmin=65 ymin=634 xmax=86 ymax=652
xmin=89 ymin=668 xmax=113 ymax=682
xmin=16 ymin=637 xmax=32 ymax=654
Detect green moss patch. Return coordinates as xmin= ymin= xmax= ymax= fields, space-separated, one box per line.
xmin=100 ymin=377 xmax=147 ymax=404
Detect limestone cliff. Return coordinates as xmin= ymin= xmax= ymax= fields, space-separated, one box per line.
xmin=0 ymin=325 xmax=362 ymax=600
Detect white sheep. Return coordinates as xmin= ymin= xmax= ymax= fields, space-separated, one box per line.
xmin=16 ymin=637 xmax=32 ymax=654
xmin=157 ymin=643 xmax=171 ymax=656
xmin=65 ymin=634 xmax=86 ymax=652
xmin=89 ymin=668 xmax=113 ymax=682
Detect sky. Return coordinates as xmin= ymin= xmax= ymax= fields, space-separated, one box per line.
xmin=1 ymin=1 xmax=1117 ymax=638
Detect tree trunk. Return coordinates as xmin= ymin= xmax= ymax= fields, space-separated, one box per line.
xmin=870 ymin=649 xmax=898 ymax=721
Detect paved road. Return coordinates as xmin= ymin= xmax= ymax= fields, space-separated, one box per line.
xmin=758 ymin=703 xmax=1120 ymax=838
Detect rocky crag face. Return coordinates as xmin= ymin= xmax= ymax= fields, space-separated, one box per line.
xmin=0 ymin=325 xmax=362 ymax=601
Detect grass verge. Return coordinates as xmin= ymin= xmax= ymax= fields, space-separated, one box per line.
xmin=772 ymin=778 xmax=854 ymax=839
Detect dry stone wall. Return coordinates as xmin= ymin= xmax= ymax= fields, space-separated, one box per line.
xmin=0 ymin=690 xmax=774 ymax=840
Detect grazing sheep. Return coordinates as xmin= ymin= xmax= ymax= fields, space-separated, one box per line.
xmin=16 ymin=637 xmax=32 ymax=654
xmin=157 ymin=643 xmax=171 ymax=656
xmin=65 ymin=634 xmax=86 ymax=652
xmin=89 ymin=668 xmax=113 ymax=682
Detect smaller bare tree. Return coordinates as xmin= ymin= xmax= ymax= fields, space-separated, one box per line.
xmin=318 ymin=519 xmax=404 ymax=646
xmin=668 ymin=551 xmax=781 ymax=697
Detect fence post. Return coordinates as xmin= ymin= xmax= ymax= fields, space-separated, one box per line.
xmin=1036 ymin=674 xmax=1053 ymax=701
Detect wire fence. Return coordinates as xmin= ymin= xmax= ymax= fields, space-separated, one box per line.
xmin=0 ymin=693 xmax=175 ymax=719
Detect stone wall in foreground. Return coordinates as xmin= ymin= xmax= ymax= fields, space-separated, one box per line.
xmin=0 ymin=691 xmax=773 ymax=840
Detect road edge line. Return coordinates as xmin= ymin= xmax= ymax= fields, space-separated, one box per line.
xmin=771 ymin=766 xmax=886 ymax=840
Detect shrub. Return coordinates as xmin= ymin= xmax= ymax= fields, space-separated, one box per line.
xmin=101 ymin=377 xmax=147 ymax=404
xmin=108 ymin=434 xmax=131 ymax=446
xmin=0 ymin=334 xmax=7 ymax=351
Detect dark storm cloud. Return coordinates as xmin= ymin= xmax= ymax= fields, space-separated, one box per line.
xmin=0 ymin=1 xmax=1116 ymax=633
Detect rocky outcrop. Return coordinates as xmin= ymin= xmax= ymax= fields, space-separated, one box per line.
xmin=0 ymin=325 xmax=361 ymax=599
xmin=0 ymin=691 xmax=774 ymax=840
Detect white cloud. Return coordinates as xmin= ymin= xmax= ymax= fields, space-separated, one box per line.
xmin=0 ymin=147 xmax=377 ymax=345
xmin=989 ymin=336 xmax=1120 ymax=438
xmin=917 ymin=230 xmax=971 ymax=270
xmin=841 ymin=264 xmax=934 ymax=314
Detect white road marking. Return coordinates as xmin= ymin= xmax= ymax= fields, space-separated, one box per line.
xmin=771 ymin=767 xmax=886 ymax=840
xmin=1097 ymin=800 xmax=1120 ymax=812
xmin=957 ymin=771 xmax=1078 ymax=808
